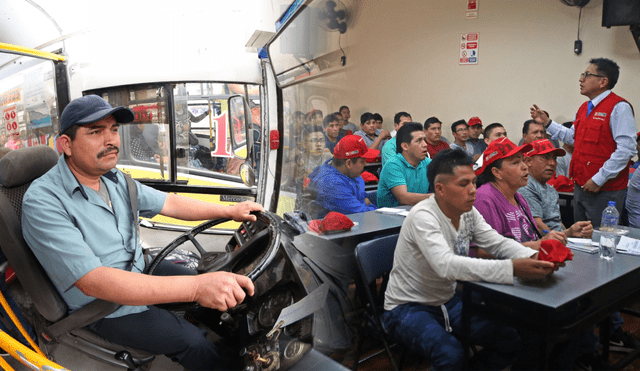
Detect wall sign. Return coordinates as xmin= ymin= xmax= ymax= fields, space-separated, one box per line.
xmin=460 ymin=33 xmax=479 ymax=65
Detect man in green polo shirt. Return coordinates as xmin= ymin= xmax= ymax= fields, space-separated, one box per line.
xmin=378 ymin=122 xmax=432 ymax=207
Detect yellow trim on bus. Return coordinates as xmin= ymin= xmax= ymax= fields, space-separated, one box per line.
xmin=0 ymin=42 xmax=66 ymax=62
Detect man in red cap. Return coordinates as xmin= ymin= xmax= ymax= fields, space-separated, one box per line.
xmin=467 ymin=116 xmax=486 ymax=160
xmin=520 ymin=139 xmax=593 ymax=238
xmin=307 ymin=135 xmax=379 ymax=217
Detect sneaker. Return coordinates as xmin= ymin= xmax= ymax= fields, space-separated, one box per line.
xmin=609 ymin=330 xmax=638 ymax=353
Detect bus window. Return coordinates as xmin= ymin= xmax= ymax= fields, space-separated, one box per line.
xmin=89 ymin=82 xmax=261 ymax=228
xmin=0 ymin=59 xmax=59 ymax=152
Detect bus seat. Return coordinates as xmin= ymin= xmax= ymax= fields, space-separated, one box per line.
xmin=0 ymin=145 xmax=154 ymax=369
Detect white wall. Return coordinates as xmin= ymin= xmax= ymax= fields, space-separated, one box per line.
xmin=332 ymin=0 xmax=639 ymax=140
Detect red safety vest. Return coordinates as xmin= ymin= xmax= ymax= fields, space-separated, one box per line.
xmin=570 ymin=92 xmax=629 ymax=191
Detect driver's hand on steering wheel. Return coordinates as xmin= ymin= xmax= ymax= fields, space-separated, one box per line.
xmin=193 ymin=272 xmax=255 ymax=311
xmin=229 ymin=201 xmax=263 ymax=222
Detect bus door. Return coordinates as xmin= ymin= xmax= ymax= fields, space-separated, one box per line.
xmin=88 ymin=82 xmax=263 ymax=230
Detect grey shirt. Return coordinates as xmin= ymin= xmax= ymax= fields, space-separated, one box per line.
xmin=518 ymin=176 xmax=563 ymax=232
xmin=555 ymin=152 xmax=571 ymax=178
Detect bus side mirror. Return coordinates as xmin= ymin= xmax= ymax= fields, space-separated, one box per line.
xmin=228 ymin=95 xmax=250 ymax=160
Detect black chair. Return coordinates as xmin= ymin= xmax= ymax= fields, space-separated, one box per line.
xmin=0 ymin=146 xmax=154 ymax=370
xmin=352 ymin=234 xmax=402 ymax=371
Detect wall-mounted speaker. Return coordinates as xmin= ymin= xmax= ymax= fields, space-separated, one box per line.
xmin=602 ymin=0 xmax=640 ymax=27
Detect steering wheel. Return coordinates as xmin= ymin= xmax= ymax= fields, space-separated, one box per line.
xmin=143 ymin=211 xmax=281 ymax=301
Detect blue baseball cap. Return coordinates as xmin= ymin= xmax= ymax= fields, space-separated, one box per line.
xmin=60 ymin=95 xmax=134 ymax=135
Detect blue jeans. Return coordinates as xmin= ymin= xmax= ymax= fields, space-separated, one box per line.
xmin=89 ymin=260 xmax=234 ymax=371
xmin=382 ymin=293 xmax=520 ymax=371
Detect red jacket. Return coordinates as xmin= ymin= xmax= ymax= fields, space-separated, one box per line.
xmin=570 ymin=92 xmax=629 ymax=191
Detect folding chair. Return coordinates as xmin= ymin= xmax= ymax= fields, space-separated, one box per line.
xmin=352 ymin=234 xmax=401 ymax=371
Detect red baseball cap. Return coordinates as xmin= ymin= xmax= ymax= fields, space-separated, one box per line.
xmin=333 ymin=135 xmax=380 ymax=160
xmin=475 ymin=137 xmax=532 ymax=175
xmin=308 ymin=211 xmax=355 ymax=234
xmin=524 ymin=139 xmax=566 ymax=157
xmin=468 ymin=117 xmax=482 ymax=127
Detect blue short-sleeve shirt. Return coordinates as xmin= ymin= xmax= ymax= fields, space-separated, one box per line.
xmin=381 ymin=138 xmax=397 ymax=166
xmin=377 ymin=153 xmax=431 ymax=207
xmin=22 ymin=155 xmax=166 ymax=318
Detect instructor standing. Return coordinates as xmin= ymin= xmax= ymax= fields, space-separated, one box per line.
xmin=530 ymin=58 xmax=636 ymax=227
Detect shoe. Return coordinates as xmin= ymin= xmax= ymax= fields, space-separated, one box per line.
xmin=608 ymin=330 xmax=638 ymax=353
xmin=574 ymin=351 xmax=607 ymax=371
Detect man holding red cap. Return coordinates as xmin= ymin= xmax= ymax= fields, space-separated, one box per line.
xmin=308 ymin=135 xmax=379 ymax=216
xmin=520 ymin=139 xmax=593 ymax=238
xmin=467 ymin=116 xmax=486 ymax=159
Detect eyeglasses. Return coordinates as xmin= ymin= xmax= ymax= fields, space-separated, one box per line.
xmin=580 ymin=72 xmax=605 ymax=79
xmin=456 ymin=128 xmax=469 ymax=133
xmin=305 ymin=138 xmax=324 ymax=144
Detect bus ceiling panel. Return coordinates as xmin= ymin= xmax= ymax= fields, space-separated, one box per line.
xmin=267 ymin=0 xmax=350 ymax=88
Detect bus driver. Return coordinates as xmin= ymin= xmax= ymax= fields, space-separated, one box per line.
xmin=22 ymin=95 xmax=262 ymax=370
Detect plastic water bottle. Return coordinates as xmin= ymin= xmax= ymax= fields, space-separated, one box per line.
xmin=599 ymin=201 xmax=620 ymax=260
xmin=600 ymin=201 xmax=620 ymax=230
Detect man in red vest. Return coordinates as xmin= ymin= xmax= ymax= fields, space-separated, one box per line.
xmin=530 ymin=58 xmax=636 ymax=229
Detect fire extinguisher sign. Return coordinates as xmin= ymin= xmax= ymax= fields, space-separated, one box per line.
xmin=4 ymin=106 xmax=19 ymax=136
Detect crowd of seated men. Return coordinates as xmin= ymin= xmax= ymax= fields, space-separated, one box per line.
xmin=295 ymin=61 xmax=639 ymax=368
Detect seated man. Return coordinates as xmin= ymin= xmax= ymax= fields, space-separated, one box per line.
xmin=339 ymin=105 xmax=357 ymax=133
xmin=354 ymin=112 xmax=390 ymax=151
xmin=520 ymin=139 xmax=593 ymax=238
xmin=424 ymin=117 xmax=449 ymax=158
xmin=333 ymin=111 xmax=352 ymax=136
xmin=22 ymin=95 xmax=262 ymax=371
xmin=555 ymin=122 xmax=574 ymax=178
xmin=381 ymin=111 xmax=412 ymax=166
xmin=449 ymin=119 xmax=475 ymax=156
xmin=373 ymin=113 xmax=384 ymax=131
xmin=294 ymin=125 xmax=331 ymax=183
xmin=522 ymin=119 xmax=546 ymax=145
xmin=473 ymin=122 xmax=507 ymax=171
xmin=378 ymin=123 xmax=431 ymax=207
xmin=322 ymin=113 xmax=344 ymax=154
xmin=467 ymin=116 xmax=486 ymax=160
xmin=308 ymin=135 xmax=379 ymax=216
xmin=383 ymin=148 xmax=559 ymax=371
xmin=390 ymin=111 xmax=411 ymax=138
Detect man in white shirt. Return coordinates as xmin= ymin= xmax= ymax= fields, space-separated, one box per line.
xmin=383 ymin=148 xmax=559 ymax=370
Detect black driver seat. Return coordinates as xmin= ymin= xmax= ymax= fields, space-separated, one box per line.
xmin=0 ymin=145 xmax=155 ymax=369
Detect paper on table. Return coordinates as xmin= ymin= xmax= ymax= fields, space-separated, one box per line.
xmin=616 ymin=235 xmax=640 ymax=255
xmin=567 ymin=237 xmax=598 ymax=246
xmin=376 ymin=207 xmax=404 ymax=215
xmin=566 ymin=237 xmax=599 ymax=253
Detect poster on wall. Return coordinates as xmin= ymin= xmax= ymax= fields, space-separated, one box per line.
xmin=466 ymin=0 xmax=478 ymax=19
xmin=460 ymin=33 xmax=479 ymax=65
xmin=4 ymin=105 xmax=19 ymax=137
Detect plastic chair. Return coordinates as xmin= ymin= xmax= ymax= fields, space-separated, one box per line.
xmin=352 ymin=234 xmax=401 ymax=371
xmin=0 ymin=146 xmax=154 ymax=370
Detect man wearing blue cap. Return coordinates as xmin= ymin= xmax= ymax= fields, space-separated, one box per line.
xmin=22 ymin=95 xmax=262 ymax=370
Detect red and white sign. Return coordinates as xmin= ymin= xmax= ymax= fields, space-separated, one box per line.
xmin=466 ymin=0 xmax=478 ymax=19
xmin=460 ymin=33 xmax=479 ymax=65
xmin=3 ymin=106 xmax=19 ymax=136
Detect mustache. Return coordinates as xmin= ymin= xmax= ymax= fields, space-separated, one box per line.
xmin=97 ymin=146 xmax=119 ymax=158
